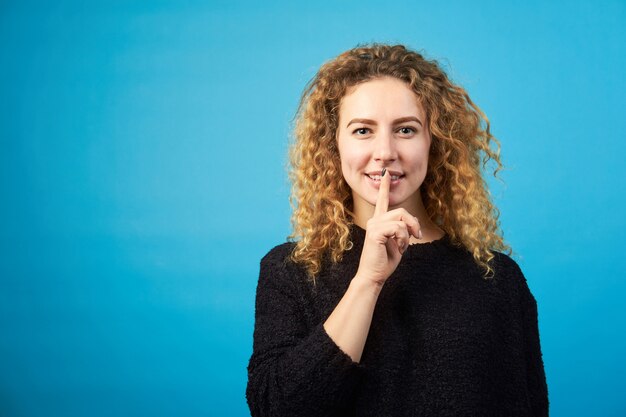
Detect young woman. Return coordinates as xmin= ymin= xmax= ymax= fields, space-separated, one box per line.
xmin=246 ymin=43 xmax=549 ymax=417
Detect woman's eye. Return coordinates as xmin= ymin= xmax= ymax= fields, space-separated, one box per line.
xmin=398 ymin=127 xmax=416 ymax=135
xmin=353 ymin=128 xmax=370 ymax=135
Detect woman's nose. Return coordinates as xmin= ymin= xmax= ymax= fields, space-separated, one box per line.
xmin=372 ymin=130 xmax=397 ymax=162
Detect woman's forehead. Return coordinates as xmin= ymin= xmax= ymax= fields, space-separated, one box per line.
xmin=338 ymin=77 xmax=425 ymax=123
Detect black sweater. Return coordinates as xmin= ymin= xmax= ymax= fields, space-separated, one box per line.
xmin=246 ymin=225 xmax=549 ymax=416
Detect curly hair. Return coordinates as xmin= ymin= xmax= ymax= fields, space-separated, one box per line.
xmin=288 ymin=43 xmax=511 ymax=279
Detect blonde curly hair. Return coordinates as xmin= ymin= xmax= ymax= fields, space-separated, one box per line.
xmin=288 ymin=43 xmax=511 ymax=279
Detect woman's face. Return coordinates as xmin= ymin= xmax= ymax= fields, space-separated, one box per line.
xmin=336 ymin=76 xmax=431 ymax=216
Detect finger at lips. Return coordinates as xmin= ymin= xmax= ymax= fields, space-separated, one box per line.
xmin=374 ymin=168 xmax=391 ymax=216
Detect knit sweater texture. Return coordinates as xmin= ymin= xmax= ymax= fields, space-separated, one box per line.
xmin=246 ymin=225 xmax=549 ymax=416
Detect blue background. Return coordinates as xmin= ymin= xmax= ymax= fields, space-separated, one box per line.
xmin=1 ymin=1 xmax=625 ymax=416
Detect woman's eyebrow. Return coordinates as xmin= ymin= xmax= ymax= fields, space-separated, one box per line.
xmin=393 ymin=116 xmax=423 ymax=126
xmin=346 ymin=116 xmax=423 ymax=127
xmin=346 ymin=118 xmax=375 ymax=127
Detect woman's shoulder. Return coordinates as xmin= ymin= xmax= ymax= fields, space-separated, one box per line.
xmin=256 ymin=241 xmax=314 ymax=295
xmin=488 ymin=250 xmax=536 ymax=295
xmin=260 ymin=241 xmax=297 ymax=267
xmin=258 ymin=241 xmax=310 ymax=280
xmin=490 ymin=250 xmax=523 ymax=275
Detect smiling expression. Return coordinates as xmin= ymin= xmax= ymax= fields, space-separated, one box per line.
xmin=336 ymin=76 xmax=431 ymax=218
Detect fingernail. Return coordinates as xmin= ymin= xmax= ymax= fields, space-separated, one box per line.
xmin=381 ymin=168 xmax=386 ymax=177
xmin=418 ymin=229 xmax=423 ymax=239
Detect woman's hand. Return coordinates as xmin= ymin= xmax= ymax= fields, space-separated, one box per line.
xmin=355 ymin=169 xmax=421 ymax=287
xmin=323 ymin=168 xmax=420 ymax=363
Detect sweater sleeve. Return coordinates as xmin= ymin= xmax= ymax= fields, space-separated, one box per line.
xmin=518 ymin=271 xmax=550 ymax=417
xmin=246 ymin=248 xmax=364 ymax=417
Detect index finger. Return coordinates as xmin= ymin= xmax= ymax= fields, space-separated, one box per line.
xmin=374 ymin=168 xmax=391 ymax=216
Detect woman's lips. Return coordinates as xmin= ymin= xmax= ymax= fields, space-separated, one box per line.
xmin=365 ymin=173 xmax=404 ymax=188
xmin=366 ymin=173 xmax=402 ymax=180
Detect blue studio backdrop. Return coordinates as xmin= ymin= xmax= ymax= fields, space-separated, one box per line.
xmin=1 ymin=1 xmax=625 ymax=416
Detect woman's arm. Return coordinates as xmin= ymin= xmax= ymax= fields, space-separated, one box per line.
xmin=520 ymin=274 xmax=550 ymax=416
xmin=246 ymin=250 xmax=364 ymax=417
xmin=323 ymin=274 xmax=383 ymax=363
xmin=247 ymin=172 xmax=420 ymax=416
xmin=324 ymin=169 xmax=420 ymax=362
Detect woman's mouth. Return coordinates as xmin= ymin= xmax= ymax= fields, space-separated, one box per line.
xmin=365 ymin=172 xmax=404 ymax=187
xmin=366 ymin=173 xmax=402 ymax=181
